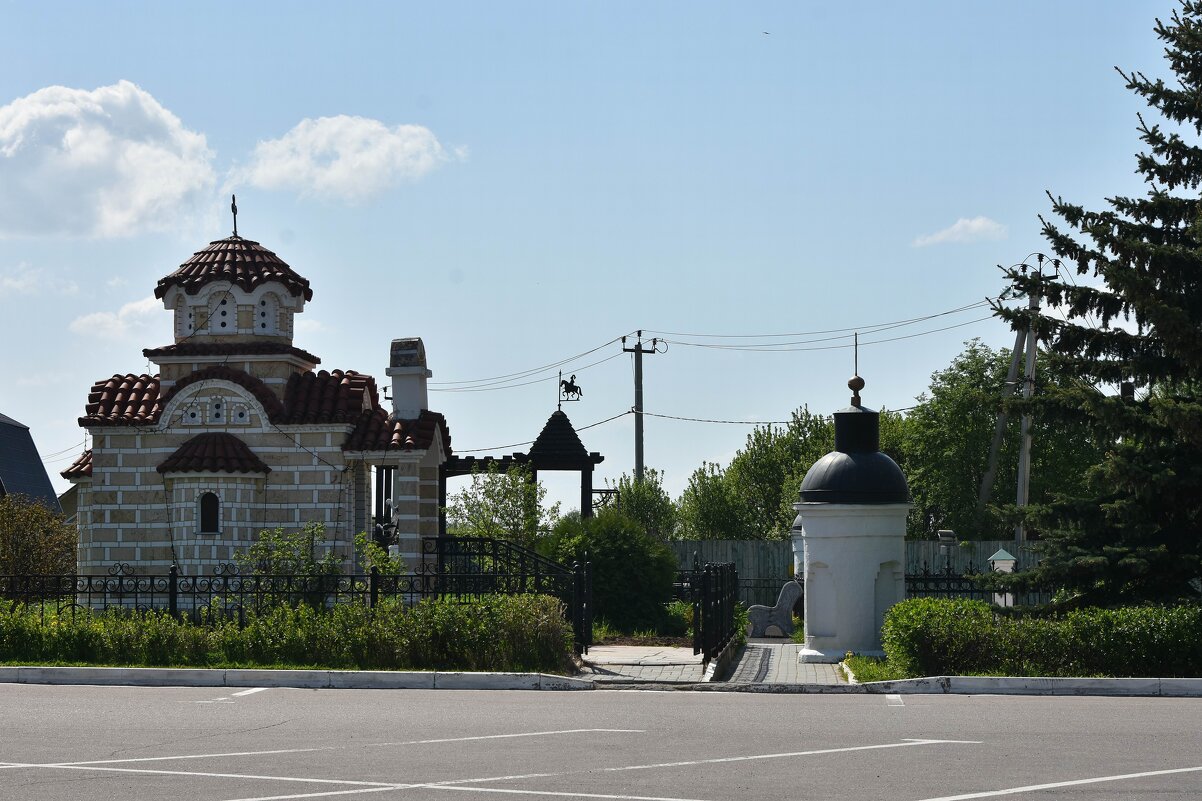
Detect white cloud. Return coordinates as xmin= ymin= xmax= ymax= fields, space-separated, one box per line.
xmin=69 ymin=296 xmax=161 ymax=340
xmin=0 ymin=263 xmax=78 ymax=295
xmin=294 ymin=318 xmax=328 ymax=335
xmin=912 ymin=216 xmax=1008 ymax=247
xmin=232 ymin=115 xmax=457 ymax=202
xmin=0 ymin=80 xmax=216 ymax=238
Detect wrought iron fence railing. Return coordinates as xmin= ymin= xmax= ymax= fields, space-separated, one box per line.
xmin=1 ymin=535 xmax=594 ymax=656
xmin=674 ymin=562 xmax=739 ymax=664
xmin=421 ymin=536 xmax=591 ymax=654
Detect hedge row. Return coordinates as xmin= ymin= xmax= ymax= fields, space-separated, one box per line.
xmin=0 ymin=594 xmax=575 ymax=673
xmin=881 ymin=597 xmax=1202 ymax=678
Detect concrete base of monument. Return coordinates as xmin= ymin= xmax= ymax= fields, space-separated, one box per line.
xmin=799 ymin=647 xmax=884 ymax=663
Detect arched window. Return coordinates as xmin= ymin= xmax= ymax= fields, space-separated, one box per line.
xmin=199 ymin=492 xmax=220 ymax=534
xmin=258 ymin=293 xmax=280 ymax=334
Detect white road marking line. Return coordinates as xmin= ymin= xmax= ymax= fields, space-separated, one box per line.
xmin=915 ymin=764 xmax=1202 ymax=801
xmin=366 ymin=729 xmax=645 ymax=748
xmin=594 ymin=738 xmax=979 ymax=773
xmin=218 ymin=788 xmax=410 ymax=801
xmin=423 ymin=787 xmax=715 ymax=801
xmin=886 ymin=694 xmax=904 ymax=706
xmin=32 ymin=729 xmax=644 ymax=768
xmin=0 ymin=762 xmax=396 ymax=787
xmin=232 ymin=687 xmax=271 ymax=697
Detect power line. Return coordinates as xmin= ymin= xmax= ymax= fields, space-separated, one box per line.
xmin=453 ymin=409 xmax=632 ymax=453
xmin=429 ymin=336 xmax=628 ymax=387
xmin=430 ymin=351 xmax=626 ymax=393
xmin=644 ymin=299 xmax=992 ymax=339
xmin=666 ymin=314 xmax=999 ymax=353
xmin=642 ymin=405 xmax=918 ymax=427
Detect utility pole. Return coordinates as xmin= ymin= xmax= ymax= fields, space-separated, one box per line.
xmin=622 ymin=330 xmax=658 ymax=482
xmin=1015 ymin=262 xmax=1041 ymax=545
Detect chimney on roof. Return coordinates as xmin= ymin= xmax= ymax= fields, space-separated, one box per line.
xmin=386 ymin=338 xmax=431 ymax=420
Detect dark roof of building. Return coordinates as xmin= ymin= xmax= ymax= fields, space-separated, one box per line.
xmin=0 ymin=413 xmax=63 ymax=511
xmin=61 ymin=449 xmax=92 ymax=479
xmin=154 ymin=236 xmax=313 ymax=301
xmin=798 ymin=405 xmax=910 ymax=504
xmin=143 ymin=341 xmax=320 ymax=365
xmin=157 ymin=432 xmax=271 ymax=474
xmin=80 ymin=374 xmax=162 ymax=426
xmin=343 ymin=409 xmax=451 ymax=453
xmin=526 ymin=410 xmax=603 ymax=468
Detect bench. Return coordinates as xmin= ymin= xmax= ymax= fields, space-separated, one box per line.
xmin=747 ymin=580 xmax=802 ymax=637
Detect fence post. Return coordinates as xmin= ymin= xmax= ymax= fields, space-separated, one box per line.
xmin=168 ymin=565 xmax=178 ymax=617
xmin=369 ymin=566 xmax=379 ymax=609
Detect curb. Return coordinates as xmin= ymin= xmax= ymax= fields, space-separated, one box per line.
xmin=3 ymin=667 xmax=1201 ymax=696
xmin=858 ymin=675 xmax=1202 ymax=697
xmin=0 ymin=666 xmax=595 ymax=691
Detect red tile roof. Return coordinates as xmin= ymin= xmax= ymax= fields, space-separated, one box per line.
xmin=78 ymin=367 xmax=447 ymax=454
xmin=280 ymin=370 xmax=378 ymax=425
xmin=61 ymin=449 xmax=92 ymax=479
xmin=80 ymin=374 xmax=162 ymax=426
xmin=144 ymin=341 xmax=320 ymax=365
xmin=157 ymin=432 xmax=271 ymax=474
xmin=161 ymin=366 xmax=287 ymax=419
xmin=344 ymin=409 xmax=451 ymax=454
xmin=154 ymin=236 xmax=313 ymax=301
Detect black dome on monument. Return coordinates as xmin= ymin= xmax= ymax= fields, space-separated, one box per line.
xmin=798 ymin=376 xmax=910 ymax=505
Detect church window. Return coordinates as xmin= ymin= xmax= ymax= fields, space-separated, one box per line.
xmin=199 ymin=492 xmax=220 ymax=534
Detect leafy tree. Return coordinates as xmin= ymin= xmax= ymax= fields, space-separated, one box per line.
xmin=902 ymin=340 xmax=1102 ymax=540
xmin=0 ymin=494 xmax=75 ymax=575
xmin=999 ymin=4 xmax=1202 ymax=602
xmin=540 ymin=508 xmax=678 ymax=632
xmin=236 ymin=522 xmax=342 ymax=576
xmin=675 ymin=462 xmax=749 ymax=540
xmin=444 ymin=463 xmax=559 ymax=549
xmin=609 ymin=468 xmax=677 ymax=540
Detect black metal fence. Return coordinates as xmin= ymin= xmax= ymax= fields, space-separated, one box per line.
xmin=737 ymin=564 xmax=1052 ymax=612
xmin=674 ymin=562 xmax=739 ymax=664
xmin=421 ymin=536 xmax=592 ymax=654
xmin=0 ymin=536 xmax=594 ymax=656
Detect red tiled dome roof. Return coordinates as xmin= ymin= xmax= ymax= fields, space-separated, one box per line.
xmin=154 ymin=236 xmax=313 ymax=301
xmin=157 ymin=432 xmax=270 ymax=474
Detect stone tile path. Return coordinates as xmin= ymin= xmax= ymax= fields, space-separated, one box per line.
xmin=580 ymin=638 xmax=844 ymax=686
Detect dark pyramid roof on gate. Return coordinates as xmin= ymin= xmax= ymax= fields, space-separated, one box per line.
xmin=527 ymin=410 xmax=603 ymax=468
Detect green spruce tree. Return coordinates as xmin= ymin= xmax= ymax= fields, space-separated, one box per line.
xmin=1000 ymin=3 xmax=1202 ymax=602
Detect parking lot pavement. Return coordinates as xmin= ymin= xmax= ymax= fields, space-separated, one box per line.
xmin=3 ymin=683 xmax=1202 ymax=801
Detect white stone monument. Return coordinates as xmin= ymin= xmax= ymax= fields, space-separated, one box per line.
xmin=791 ymin=375 xmax=911 ymax=662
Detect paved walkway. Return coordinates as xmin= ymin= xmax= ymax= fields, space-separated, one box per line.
xmin=580 ymin=638 xmax=844 ymax=686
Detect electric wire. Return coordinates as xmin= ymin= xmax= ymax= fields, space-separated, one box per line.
xmin=453 ymin=409 xmax=632 ymax=453
xmin=643 ymin=299 xmax=992 ymax=339
xmin=429 ymin=336 xmax=629 ymax=387
xmin=430 ymin=351 xmax=626 ymax=393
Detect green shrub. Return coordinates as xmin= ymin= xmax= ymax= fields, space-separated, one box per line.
xmin=881 ymin=598 xmax=1202 ymax=678
xmin=540 ymin=508 xmax=678 ymax=633
xmin=0 ymin=594 xmax=575 ymax=673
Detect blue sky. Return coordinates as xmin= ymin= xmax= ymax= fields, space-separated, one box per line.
xmin=0 ymin=1 xmax=1169 ymax=510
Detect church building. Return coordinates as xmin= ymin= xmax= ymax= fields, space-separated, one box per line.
xmin=61 ymin=229 xmax=450 ymax=575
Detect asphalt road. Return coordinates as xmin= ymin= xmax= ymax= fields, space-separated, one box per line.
xmin=1 ymin=683 xmax=1200 ymax=801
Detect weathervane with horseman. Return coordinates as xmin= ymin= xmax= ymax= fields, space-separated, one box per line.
xmin=558 ymin=371 xmax=582 ymax=410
